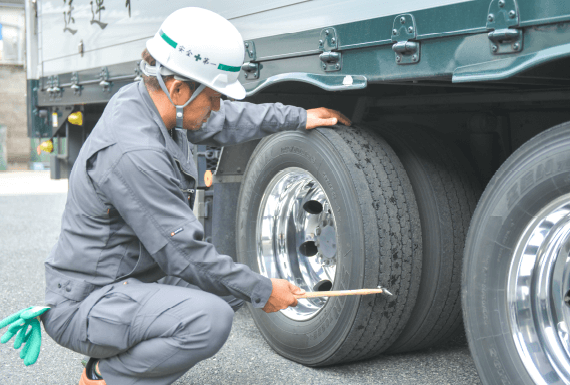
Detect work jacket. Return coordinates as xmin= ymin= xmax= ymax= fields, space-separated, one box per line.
xmin=44 ymin=80 xmax=306 ymax=309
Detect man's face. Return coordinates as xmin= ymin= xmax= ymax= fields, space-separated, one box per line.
xmin=183 ymin=86 xmax=222 ymax=131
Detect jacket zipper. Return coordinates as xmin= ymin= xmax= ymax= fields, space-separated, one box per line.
xmin=174 ymin=158 xmax=194 ymax=179
xmin=174 ymin=158 xmax=196 ymax=195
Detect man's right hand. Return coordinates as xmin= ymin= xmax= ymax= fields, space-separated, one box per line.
xmin=262 ymin=279 xmax=305 ymax=313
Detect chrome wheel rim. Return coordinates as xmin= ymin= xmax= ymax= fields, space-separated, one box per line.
xmin=256 ymin=167 xmax=338 ymax=321
xmin=508 ymin=193 xmax=570 ymax=384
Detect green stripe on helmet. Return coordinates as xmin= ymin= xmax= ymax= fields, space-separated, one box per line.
xmin=160 ymin=29 xmax=177 ymax=49
xmin=218 ymin=63 xmax=241 ymax=72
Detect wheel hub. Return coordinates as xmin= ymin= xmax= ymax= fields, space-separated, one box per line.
xmin=256 ymin=167 xmax=338 ymax=321
xmin=316 ymin=221 xmax=337 ymax=266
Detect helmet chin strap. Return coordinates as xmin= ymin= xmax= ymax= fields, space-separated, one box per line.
xmin=155 ymin=61 xmax=207 ymax=130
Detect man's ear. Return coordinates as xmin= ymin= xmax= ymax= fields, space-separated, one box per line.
xmin=169 ymin=80 xmax=191 ymax=105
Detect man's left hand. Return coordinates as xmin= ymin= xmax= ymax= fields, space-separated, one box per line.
xmin=306 ymin=108 xmax=352 ymax=130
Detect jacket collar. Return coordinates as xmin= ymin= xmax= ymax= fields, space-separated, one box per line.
xmin=138 ymin=81 xmax=197 ymax=179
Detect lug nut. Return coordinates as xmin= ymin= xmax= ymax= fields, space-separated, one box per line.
xmin=509 ymin=10 xmax=516 ymax=18
xmin=488 ymin=13 xmax=494 ymax=22
xmin=400 ymin=16 xmax=406 ymax=24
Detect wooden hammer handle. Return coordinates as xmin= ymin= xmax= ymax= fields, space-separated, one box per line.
xmin=295 ymin=288 xmax=384 ymax=299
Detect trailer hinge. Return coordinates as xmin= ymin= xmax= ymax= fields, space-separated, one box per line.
xmin=244 ymin=40 xmax=256 ymax=61
xmin=99 ymin=67 xmax=112 ymax=92
xmin=241 ymin=62 xmax=260 ymax=80
xmin=319 ymin=27 xmax=341 ymax=72
xmin=71 ymin=72 xmax=82 ymax=96
xmin=486 ymin=0 xmax=523 ymax=54
xmin=46 ymin=75 xmax=62 ymax=99
xmin=392 ymin=14 xmax=420 ymax=65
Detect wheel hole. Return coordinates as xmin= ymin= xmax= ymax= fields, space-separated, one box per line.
xmin=299 ymin=241 xmax=318 ymax=257
xmin=313 ymin=280 xmax=332 ymax=292
xmin=303 ymin=200 xmax=323 ymax=215
xmin=565 ymin=290 xmax=570 ymax=306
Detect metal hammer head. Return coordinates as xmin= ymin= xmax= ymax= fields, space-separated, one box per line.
xmin=377 ymin=286 xmax=394 ymax=296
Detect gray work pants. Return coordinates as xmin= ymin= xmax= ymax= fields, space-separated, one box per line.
xmin=41 ymin=276 xmax=244 ymax=385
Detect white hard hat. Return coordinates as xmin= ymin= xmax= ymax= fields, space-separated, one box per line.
xmin=146 ymin=7 xmax=246 ymax=100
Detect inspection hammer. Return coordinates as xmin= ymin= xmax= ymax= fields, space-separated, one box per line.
xmin=295 ymin=286 xmax=393 ymax=299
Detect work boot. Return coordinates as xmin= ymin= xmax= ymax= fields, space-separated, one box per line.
xmin=79 ymin=358 xmax=106 ymax=385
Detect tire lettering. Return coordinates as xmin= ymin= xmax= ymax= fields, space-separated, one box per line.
xmin=481 ymin=282 xmax=489 ymax=326
xmin=557 ymin=157 xmax=570 ymax=172
xmin=520 ymin=170 xmax=534 ymax=194
xmin=320 ymin=171 xmax=342 ymax=214
xmin=507 ymin=185 xmax=519 ymax=211
xmin=489 ymin=348 xmax=509 ymax=384
xmin=536 ymin=159 xmax=553 ymax=180
xmin=280 ymin=146 xmax=316 ymax=164
xmin=309 ymin=264 xmax=351 ymax=341
xmin=507 ymin=158 xmax=561 ymax=210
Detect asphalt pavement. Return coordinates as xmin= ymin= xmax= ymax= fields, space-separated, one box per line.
xmin=0 ymin=171 xmax=482 ymax=385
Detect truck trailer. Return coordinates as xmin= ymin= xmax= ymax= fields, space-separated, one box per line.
xmin=25 ymin=1 xmax=570 ymax=383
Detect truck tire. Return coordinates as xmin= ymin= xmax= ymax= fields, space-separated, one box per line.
xmin=376 ymin=126 xmax=481 ymax=353
xmin=236 ymin=126 xmax=422 ymax=366
xmin=463 ymin=122 xmax=570 ymax=384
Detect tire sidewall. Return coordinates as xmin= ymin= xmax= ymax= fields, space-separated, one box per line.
xmin=236 ymin=129 xmax=371 ymax=365
xmin=463 ymin=123 xmax=570 ymax=384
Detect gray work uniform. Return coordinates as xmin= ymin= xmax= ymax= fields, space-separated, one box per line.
xmin=41 ymin=80 xmax=306 ymax=385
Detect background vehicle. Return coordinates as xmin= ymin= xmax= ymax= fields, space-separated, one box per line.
xmin=25 ymin=1 xmax=570 ymax=383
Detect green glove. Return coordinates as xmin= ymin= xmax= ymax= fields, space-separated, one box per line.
xmin=0 ymin=306 xmax=50 ymax=366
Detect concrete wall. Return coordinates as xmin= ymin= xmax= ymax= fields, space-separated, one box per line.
xmin=0 ymin=64 xmax=28 ymax=164
xmin=0 ymin=4 xmax=28 ymax=166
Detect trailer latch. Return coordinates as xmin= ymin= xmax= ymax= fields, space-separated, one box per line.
xmin=70 ymin=72 xmax=82 ymax=96
xmin=241 ymin=62 xmax=260 ymax=80
xmin=486 ymin=0 xmax=523 ymax=55
xmin=319 ymin=51 xmax=342 ymax=72
xmin=46 ymin=75 xmax=62 ymax=99
xmin=99 ymin=67 xmax=112 ymax=92
xmin=319 ymin=27 xmax=342 ymax=72
xmin=392 ymin=14 xmax=420 ymax=65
